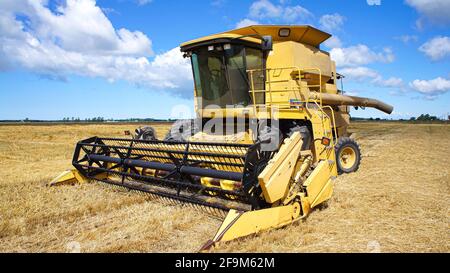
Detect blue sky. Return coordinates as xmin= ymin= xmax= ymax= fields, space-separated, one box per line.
xmin=0 ymin=0 xmax=449 ymax=120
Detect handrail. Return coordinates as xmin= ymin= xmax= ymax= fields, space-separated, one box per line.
xmin=247 ymin=66 xmax=302 ymax=109
xmin=247 ymin=66 xmax=337 ymax=148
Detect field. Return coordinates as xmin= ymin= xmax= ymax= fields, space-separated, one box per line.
xmin=0 ymin=122 xmax=448 ymax=253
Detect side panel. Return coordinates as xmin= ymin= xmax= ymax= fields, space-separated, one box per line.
xmin=209 ymin=204 xmax=301 ymax=244
xmin=258 ymin=132 xmax=303 ymax=203
xmin=303 ymin=160 xmax=334 ymax=208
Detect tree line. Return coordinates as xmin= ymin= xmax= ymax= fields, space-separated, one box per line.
xmin=62 ymin=117 xmax=105 ymax=122
xmin=351 ymin=113 xmax=447 ymax=122
xmin=408 ymin=114 xmax=440 ymax=121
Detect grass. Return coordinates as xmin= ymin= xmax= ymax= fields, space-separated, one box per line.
xmin=0 ymin=122 xmax=448 ymax=252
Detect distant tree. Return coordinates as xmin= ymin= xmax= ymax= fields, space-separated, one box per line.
xmin=417 ymin=114 xmax=437 ymax=121
xmin=409 ymin=117 xmax=416 ymax=121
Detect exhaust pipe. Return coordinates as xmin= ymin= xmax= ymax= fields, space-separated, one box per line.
xmin=309 ymin=92 xmax=394 ymax=114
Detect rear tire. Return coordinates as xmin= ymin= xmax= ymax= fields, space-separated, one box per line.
xmin=164 ymin=119 xmax=200 ymax=142
xmin=335 ymin=137 xmax=361 ymax=174
xmin=134 ymin=126 xmax=157 ymax=141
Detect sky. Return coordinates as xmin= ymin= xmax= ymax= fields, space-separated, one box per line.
xmin=0 ymin=0 xmax=449 ymax=120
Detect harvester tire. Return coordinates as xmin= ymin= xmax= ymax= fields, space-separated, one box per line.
xmin=257 ymin=123 xmax=282 ymax=151
xmin=135 ymin=126 xmax=157 ymax=141
xmin=164 ymin=119 xmax=200 ymax=142
xmin=288 ymin=125 xmax=312 ymax=150
xmin=335 ymin=137 xmax=361 ymax=174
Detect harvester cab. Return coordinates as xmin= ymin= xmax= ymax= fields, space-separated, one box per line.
xmin=50 ymin=25 xmax=393 ymax=250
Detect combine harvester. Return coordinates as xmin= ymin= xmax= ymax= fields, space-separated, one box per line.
xmin=51 ymin=25 xmax=393 ymax=250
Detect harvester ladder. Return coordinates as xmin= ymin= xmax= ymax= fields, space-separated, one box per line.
xmin=247 ymin=67 xmax=338 ymax=147
xmin=301 ymin=67 xmax=337 ymax=147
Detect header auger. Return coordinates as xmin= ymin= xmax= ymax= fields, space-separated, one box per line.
xmin=50 ymin=25 xmax=393 ymax=250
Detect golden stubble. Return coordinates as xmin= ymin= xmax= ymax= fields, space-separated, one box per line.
xmin=0 ymin=122 xmax=448 ymax=252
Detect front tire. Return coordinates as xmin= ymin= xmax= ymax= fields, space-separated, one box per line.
xmin=134 ymin=126 xmax=157 ymax=141
xmin=335 ymin=137 xmax=361 ymax=174
xmin=164 ymin=119 xmax=200 ymax=142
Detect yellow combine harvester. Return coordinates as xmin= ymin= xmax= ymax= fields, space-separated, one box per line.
xmin=51 ymin=25 xmax=393 ymax=250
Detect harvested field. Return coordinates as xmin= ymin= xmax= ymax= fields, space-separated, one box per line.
xmin=0 ymin=122 xmax=448 ymax=253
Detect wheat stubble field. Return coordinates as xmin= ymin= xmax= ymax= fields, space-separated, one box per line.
xmin=0 ymin=122 xmax=448 ymax=253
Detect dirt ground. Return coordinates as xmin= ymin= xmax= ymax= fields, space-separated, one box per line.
xmin=0 ymin=122 xmax=448 ymax=253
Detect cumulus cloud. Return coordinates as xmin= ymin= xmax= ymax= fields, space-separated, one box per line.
xmin=405 ymin=0 xmax=450 ymax=28
xmin=329 ymin=42 xmax=403 ymax=92
xmin=419 ymin=36 xmax=450 ymax=61
xmin=339 ymin=67 xmax=404 ymax=89
xmin=0 ymin=0 xmax=193 ymax=96
xmin=339 ymin=67 xmax=380 ymax=81
xmin=323 ymin=36 xmax=342 ymax=48
xmin=330 ymin=45 xmax=395 ymax=67
xmin=236 ymin=18 xmax=259 ymax=28
xmin=247 ymin=0 xmax=313 ymax=23
xmin=373 ymin=77 xmax=404 ymax=88
xmin=249 ymin=0 xmax=282 ymax=19
xmin=409 ymin=77 xmax=450 ymax=99
xmin=318 ymin=13 xmax=345 ymax=50
xmin=319 ymin=13 xmax=345 ymax=32
xmin=282 ymin=5 xmax=313 ymax=22
xmin=395 ymin=35 xmax=418 ymax=44
xmin=235 ymin=0 xmax=313 ymax=33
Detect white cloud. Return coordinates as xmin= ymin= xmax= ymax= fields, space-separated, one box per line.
xmin=339 ymin=66 xmax=380 ymax=81
xmin=211 ymin=0 xmax=227 ymax=7
xmin=395 ymin=35 xmax=418 ymax=44
xmin=373 ymin=77 xmax=404 ymax=88
xmin=323 ymin=35 xmax=342 ymax=48
xmin=409 ymin=77 xmax=450 ymax=98
xmin=367 ymin=0 xmax=381 ymax=5
xmin=236 ymin=18 xmax=259 ymax=28
xmin=282 ymin=5 xmax=312 ymax=23
xmin=405 ymin=0 xmax=450 ymax=27
xmin=419 ymin=36 xmax=450 ymax=61
xmin=0 ymin=0 xmax=193 ymax=97
xmin=249 ymin=0 xmax=282 ymax=19
xmin=137 ymin=0 xmax=152 ymax=6
xmin=248 ymin=0 xmax=312 ymax=23
xmin=339 ymin=67 xmax=404 ymax=89
xmin=319 ymin=13 xmax=345 ymax=32
xmin=1 ymin=0 xmax=152 ymax=56
xmin=343 ymin=91 xmax=360 ymax=96
xmin=330 ymin=45 xmax=395 ymax=67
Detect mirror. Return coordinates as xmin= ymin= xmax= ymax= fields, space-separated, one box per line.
xmin=262 ymin=35 xmax=273 ymax=51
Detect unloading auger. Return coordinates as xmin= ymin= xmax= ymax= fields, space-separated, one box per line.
xmin=50 ymin=25 xmax=393 ymax=250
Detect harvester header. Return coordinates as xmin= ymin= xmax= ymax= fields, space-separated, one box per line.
xmin=51 ymin=25 xmax=394 ymax=250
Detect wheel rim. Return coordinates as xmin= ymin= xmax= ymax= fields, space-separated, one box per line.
xmin=339 ymin=146 xmax=357 ymax=170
